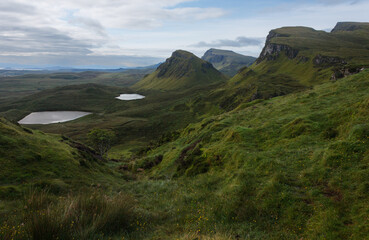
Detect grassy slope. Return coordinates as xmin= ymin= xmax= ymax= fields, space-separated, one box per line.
xmin=202 ymin=48 xmax=257 ymax=77
xmin=0 ymin=117 xmax=121 ymax=198
xmin=132 ymin=70 xmax=369 ymax=239
xmin=134 ymin=50 xmax=227 ymax=91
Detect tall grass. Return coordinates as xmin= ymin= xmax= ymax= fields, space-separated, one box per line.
xmin=1 ymin=189 xmax=137 ymax=240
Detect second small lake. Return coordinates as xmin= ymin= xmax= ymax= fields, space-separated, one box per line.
xmin=116 ymin=94 xmax=145 ymax=101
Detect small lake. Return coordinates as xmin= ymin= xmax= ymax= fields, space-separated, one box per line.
xmin=18 ymin=111 xmax=92 ymax=125
xmin=116 ymin=94 xmax=145 ymax=101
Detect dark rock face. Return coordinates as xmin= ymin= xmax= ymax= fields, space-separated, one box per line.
xmin=256 ymin=31 xmax=298 ymax=64
xmin=330 ymin=66 xmax=367 ymax=81
xmin=313 ymin=54 xmax=347 ymax=67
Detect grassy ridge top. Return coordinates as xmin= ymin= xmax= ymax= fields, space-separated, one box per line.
xmin=134 ymin=50 xmax=227 ymax=91
xmin=269 ymin=23 xmax=369 ymax=64
xmin=202 ymin=48 xmax=256 ymax=77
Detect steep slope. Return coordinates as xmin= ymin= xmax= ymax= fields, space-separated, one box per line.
xmin=202 ymin=48 xmax=256 ymax=77
xmin=136 ymin=69 xmax=369 ymax=239
xmin=133 ymin=50 xmax=227 ymax=91
xmin=0 ymin=117 xmax=119 ymax=197
xmin=218 ymin=22 xmax=369 ymax=109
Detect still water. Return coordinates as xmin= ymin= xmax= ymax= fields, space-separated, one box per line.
xmin=18 ymin=111 xmax=91 ymax=125
xmin=116 ymin=94 xmax=145 ymax=101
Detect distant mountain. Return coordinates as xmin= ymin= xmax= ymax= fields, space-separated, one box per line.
xmin=202 ymin=48 xmax=256 ymax=77
xmin=134 ymin=50 xmax=227 ymax=91
xmin=331 ymin=22 xmax=369 ymax=33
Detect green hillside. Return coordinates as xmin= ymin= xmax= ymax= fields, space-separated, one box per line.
xmin=215 ymin=22 xmax=369 ymax=110
xmin=0 ymin=117 xmax=120 ymax=197
xmin=134 ymin=50 xmax=227 ymax=91
xmin=1 ymin=22 xmax=369 ymax=239
xmin=134 ymin=69 xmax=369 ymax=239
xmin=202 ymin=48 xmax=257 ymax=77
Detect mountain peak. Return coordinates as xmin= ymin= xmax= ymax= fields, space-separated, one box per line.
xmin=133 ymin=50 xmax=226 ymax=91
xmin=171 ymin=50 xmax=196 ymax=59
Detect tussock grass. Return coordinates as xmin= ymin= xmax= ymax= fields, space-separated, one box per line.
xmin=1 ymin=189 xmax=137 ymax=240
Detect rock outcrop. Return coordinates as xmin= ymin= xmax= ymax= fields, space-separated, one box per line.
xmin=330 ymin=66 xmax=366 ymax=81
xmin=257 ymin=31 xmax=298 ymax=64
xmin=313 ymin=54 xmax=347 ymax=67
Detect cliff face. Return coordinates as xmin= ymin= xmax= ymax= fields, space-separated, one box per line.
xmin=256 ymin=31 xmax=298 ymax=64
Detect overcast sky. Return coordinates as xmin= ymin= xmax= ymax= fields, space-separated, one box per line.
xmin=0 ymin=0 xmax=368 ymax=68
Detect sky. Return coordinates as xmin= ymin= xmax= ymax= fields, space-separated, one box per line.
xmin=0 ymin=0 xmax=368 ymax=68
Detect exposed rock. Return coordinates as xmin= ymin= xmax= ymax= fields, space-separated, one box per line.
xmin=330 ymin=66 xmax=366 ymax=81
xmin=257 ymin=31 xmax=298 ymax=64
xmin=313 ymin=54 xmax=347 ymax=67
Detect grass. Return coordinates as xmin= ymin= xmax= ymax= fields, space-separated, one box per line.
xmin=1 ymin=22 xmax=369 ymax=239
xmin=0 ymin=117 xmax=123 ymax=199
xmin=1 ymin=189 xmax=138 ymax=240
xmin=129 ymin=69 xmax=369 ymax=239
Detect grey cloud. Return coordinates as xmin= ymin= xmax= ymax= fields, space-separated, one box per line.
xmin=69 ymin=17 xmax=107 ymax=37
xmin=191 ymin=37 xmax=264 ymax=48
xmin=0 ymin=26 xmax=95 ymax=54
xmin=0 ymin=2 xmax=36 ymax=14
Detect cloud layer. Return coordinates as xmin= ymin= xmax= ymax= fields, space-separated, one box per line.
xmin=1 ymin=0 xmax=369 ymax=67
xmin=0 ymin=0 xmax=225 ymax=67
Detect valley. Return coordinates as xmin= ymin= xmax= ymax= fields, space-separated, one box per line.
xmin=1 ymin=22 xmax=369 ymax=239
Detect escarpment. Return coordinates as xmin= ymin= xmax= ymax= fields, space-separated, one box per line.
xmin=256 ymin=31 xmax=299 ymax=63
